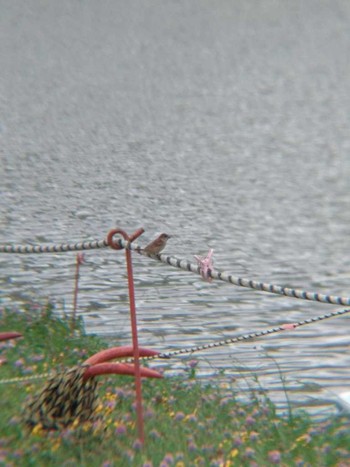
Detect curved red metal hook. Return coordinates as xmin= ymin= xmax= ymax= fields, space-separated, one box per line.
xmin=84 ymin=346 xmax=159 ymax=366
xmin=0 ymin=332 xmax=22 ymax=342
xmin=82 ymin=346 xmax=163 ymax=381
xmin=107 ymin=228 xmax=145 ymax=250
xmin=83 ymin=362 xmax=162 ymax=380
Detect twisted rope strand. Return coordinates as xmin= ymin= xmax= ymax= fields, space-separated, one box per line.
xmin=1 ymin=236 xmax=349 ymax=304
xmin=0 ymin=239 xmax=108 ymax=254
xmin=153 ymin=307 xmax=350 ymax=360
xmin=0 ymin=372 xmax=52 ymax=384
xmin=1 ymin=307 xmax=349 ymax=385
xmin=137 ymin=247 xmax=350 ymax=306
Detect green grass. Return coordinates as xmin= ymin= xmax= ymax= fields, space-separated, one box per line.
xmin=0 ymin=303 xmax=349 ymax=466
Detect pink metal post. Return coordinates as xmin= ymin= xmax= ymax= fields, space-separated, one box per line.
xmin=107 ymin=227 xmax=146 ymax=444
xmin=71 ymin=253 xmax=85 ymax=334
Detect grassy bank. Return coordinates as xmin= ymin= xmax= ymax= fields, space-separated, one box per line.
xmin=0 ymin=303 xmax=349 ymax=466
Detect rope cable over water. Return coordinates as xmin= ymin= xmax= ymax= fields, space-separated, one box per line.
xmin=1 ymin=236 xmax=350 ymax=306
xmin=0 ymin=239 xmax=108 ymax=254
xmin=1 ymin=307 xmax=349 ymax=385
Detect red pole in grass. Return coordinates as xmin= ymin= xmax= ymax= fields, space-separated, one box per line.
xmin=71 ymin=253 xmax=85 ymax=334
xmin=0 ymin=332 xmax=22 ymax=341
xmin=107 ymin=227 xmax=146 ymax=444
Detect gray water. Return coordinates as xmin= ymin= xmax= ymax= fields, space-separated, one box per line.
xmin=1 ymin=0 xmax=350 ymax=415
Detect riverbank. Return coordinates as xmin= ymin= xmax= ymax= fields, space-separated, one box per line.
xmin=0 ymin=303 xmax=349 ymax=466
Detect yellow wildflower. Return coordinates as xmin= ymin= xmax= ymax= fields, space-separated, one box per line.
xmin=82 ymin=422 xmax=91 ymax=432
xmin=296 ymin=433 xmax=311 ymax=444
xmin=95 ymin=403 xmax=104 ymax=414
xmin=71 ymin=418 xmax=80 ymax=428
xmin=31 ymin=423 xmax=43 ymax=435
xmin=51 ymin=440 xmax=61 ymax=452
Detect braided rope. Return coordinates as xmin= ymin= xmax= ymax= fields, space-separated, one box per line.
xmin=157 ymin=256 xmax=350 ymax=306
xmin=23 ymin=364 xmax=99 ymax=429
xmin=155 ymin=307 xmax=350 ymax=360
xmin=2 ymin=307 xmax=349 ymax=385
xmin=1 ymin=235 xmax=349 ymax=305
xmin=133 ymin=242 xmax=350 ymax=307
xmin=0 ymin=239 xmax=108 ymax=254
xmin=0 ymin=372 xmax=52 ymax=384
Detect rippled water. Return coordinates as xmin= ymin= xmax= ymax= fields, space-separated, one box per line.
xmin=1 ymin=0 xmax=350 ymax=414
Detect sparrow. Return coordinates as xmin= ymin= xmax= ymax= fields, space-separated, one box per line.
xmin=142 ymin=233 xmax=171 ymax=255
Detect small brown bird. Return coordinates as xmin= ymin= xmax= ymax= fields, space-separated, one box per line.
xmin=143 ymin=233 xmax=171 ymax=255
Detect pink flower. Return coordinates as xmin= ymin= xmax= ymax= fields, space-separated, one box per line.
xmin=233 ymin=436 xmax=243 ymax=447
xmin=105 ymin=400 xmax=116 ymax=410
xmin=244 ymin=447 xmax=255 ymax=459
xmin=115 ymin=424 xmax=126 ymax=435
xmin=149 ymin=429 xmax=161 ymax=440
xmin=132 ymin=439 xmax=143 ymax=451
xmin=188 ymin=440 xmax=197 ymax=452
xmin=144 ymin=407 xmax=155 ymax=419
xmin=31 ymin=354 xmax=44 ymax=362
xmin=188 ymin=359 xmax=198 ymax=369
xmin=245 ymin=415 xmax=255 ymax=426
xmin=187 ymin=413 xmax=198 ymax=423
xmin=268 ymin=450 xmax=281 ymax=464
xmin=174 ymin=412 xmax=185 ymax=421
xmin=162 ymin=453 xmax=174 ymax=465
xmin=14 ymin=358 xmax=24 ymax=368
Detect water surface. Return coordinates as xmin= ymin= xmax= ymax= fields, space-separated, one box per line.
xmin=1 ymin=0 xmax=350 ymax=414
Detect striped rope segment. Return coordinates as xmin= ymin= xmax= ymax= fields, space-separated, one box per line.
xmin=126 ymin=241 xmax=350 ymax=307
xmin=0 ymin=239 xmax=108 ymax=254
xmin=209 ymin=270 xmax=350 ymax=306
xmin=119 ymin=307 xmax=350 ymax=363
xmin=2 ymin=307 xmax=349 ymax=385
xmin=0 ymin=372 xmax=51 ymax=384
xmin=1 ymin=236 xmax=350 ymax=305
xmin=154 ymin=307 xmax=350 ymax=360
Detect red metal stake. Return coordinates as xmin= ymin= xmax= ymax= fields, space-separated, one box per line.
xmin=71 ymin=253 xmax=85 ymax=334
xmin=125 ymin=245 xmax=145 ymax=443
xmin=107 ymin=228 xmax=146 ymax=444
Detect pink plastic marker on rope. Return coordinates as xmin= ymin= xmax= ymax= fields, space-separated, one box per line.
xmin=280 ymin=323 xmax=298 ymax=330
xmin=194 ymin=249 xmax=214 ymax=282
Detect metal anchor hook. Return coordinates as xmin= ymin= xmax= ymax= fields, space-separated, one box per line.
xmin=106 ymin=227 xmax=145 ymax=250
xmin=106 ymin=227 xmax=148 ymax=444
xmin=0 ymin=332 xmax=22 ymax=342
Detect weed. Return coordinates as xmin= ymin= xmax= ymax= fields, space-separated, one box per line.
xmin=0 ymin=303 xmax=349 ymax=466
